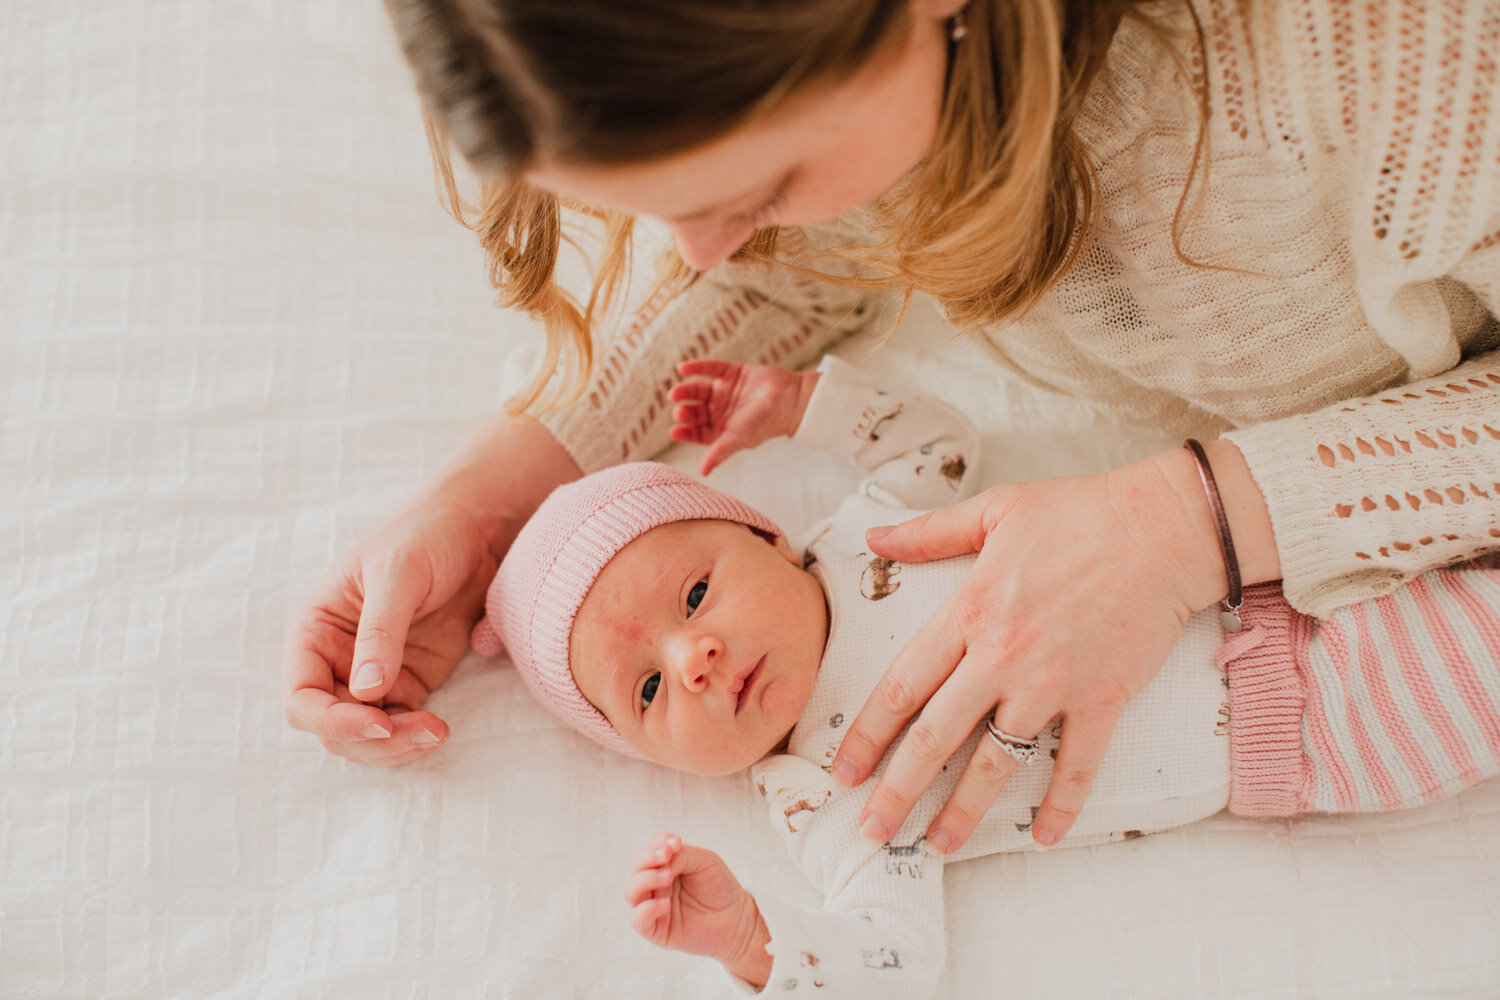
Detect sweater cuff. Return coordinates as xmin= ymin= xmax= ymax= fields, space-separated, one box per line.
xmin=1221 ymin=583 xmax=1315 ymax=816
xmin=1223 ymin=351 xmax=1500 ymax=619
xmin=1224 ymin=420 xmax=1410 ymax=618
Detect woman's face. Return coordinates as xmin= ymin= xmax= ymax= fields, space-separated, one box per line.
xmin=525 ymin=10 xmax=953 ymax=270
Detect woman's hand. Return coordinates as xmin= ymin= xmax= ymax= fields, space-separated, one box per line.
xmin=280 ymin=493 xmax=497 ymax=765
xmin=831 ymin=442 xmax=1278 ymax=852
xmin=669 ymin=359 xmax=819 ymax=475
xmin=280 ymin=413 xmax=580 ymax=765
xmin=623 ymin=833 xmax=772 ymax=987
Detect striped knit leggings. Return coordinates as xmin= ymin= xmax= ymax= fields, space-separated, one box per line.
xmin=1222 ymin=557 xmax=1500 ymax=816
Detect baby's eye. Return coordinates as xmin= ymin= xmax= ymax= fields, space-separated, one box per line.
xmin=641 ymin=673 xmax=661 ymax=710
xmin=686 ymin=578 xmax=709 ymax=614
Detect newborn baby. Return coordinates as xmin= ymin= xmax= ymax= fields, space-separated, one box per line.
xmin=472 ymin=356 xmax=1499 ymax=997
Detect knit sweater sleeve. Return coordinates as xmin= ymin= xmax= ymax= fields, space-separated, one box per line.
xmin=720 ymin=755 xmax=946 ymax=999
xmin=536 ymin=229 xmax=877 ymax=474
xmin=1222 ymin=0 xmax=1500 ymax=617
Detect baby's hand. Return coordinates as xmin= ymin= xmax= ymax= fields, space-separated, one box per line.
xmin=623 ymin=833 xmax=771 ymax=985
xmin=669 ymin=360 xmax=819 ymax=475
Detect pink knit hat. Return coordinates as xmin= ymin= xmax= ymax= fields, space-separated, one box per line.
xmin=471 ymin=462 xmax=783 ymax=759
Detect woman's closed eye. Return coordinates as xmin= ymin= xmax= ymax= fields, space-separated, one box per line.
xmin=732 ymin=178 xmax=790 ymax=228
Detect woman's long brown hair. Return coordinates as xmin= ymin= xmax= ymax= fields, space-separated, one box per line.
xmin=384 ymin=0 xmax=1179 ymax=412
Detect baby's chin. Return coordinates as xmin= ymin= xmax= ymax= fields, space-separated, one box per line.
xmin=653 ymin=725 xmax=797 ymax=777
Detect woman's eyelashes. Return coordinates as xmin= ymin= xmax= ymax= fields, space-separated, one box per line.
xmin=640 ymin=672 xmax=661 ymax=710
xmin=736 ymin=179 xmax=791 ymax=227
xmin=686 ymin=578 xmax=709 ymax=614
xmin=746 ymin=192 xmax=786 ymax=227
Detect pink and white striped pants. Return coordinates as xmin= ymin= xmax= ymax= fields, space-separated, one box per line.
xmin=1222 ymin=557 xmax=1500 ymax=816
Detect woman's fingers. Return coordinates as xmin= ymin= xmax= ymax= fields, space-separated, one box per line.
xmin=854 ymin=649 xmax=1044 ymax=844
xmin=924 ymin=704 xmax=1056 ymax=851
xmin=1029 ymin=712 xmax=1116 ymax=846
xmin=924 ymin=724 xmax=1028 ymax=854
xmin=832 ymin=597 xmax=969 ymax=789
xmin=280 ymin=616 xmax=392 ymax=737
xmin=347 ymin=565 xmax=426 ymax=701
xmin=309 ymin=702 xmax=449 ymax=765
xmin=865 ymin=490 xmax=1000 ymax=564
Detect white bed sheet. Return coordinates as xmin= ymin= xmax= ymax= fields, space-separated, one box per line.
xmin=3 ymin=1 xmax=1498 ymax=997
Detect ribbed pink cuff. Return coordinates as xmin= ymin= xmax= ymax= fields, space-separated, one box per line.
xmin=1220 ymin=584 xmax=1315 ymax=816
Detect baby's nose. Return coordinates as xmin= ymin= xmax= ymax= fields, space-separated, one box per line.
xmin=667 ymin=632 xmax=724 ymax=691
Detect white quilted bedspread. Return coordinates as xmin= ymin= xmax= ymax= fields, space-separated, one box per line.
xmin=3 ymin=1 xmax=1498 ymax=997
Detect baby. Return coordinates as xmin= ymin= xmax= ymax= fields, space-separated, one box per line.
xmin=472 ymin=357 xmax=1500 ymax=997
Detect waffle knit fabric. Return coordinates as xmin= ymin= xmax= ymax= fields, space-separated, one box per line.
xmin=470 ymin=462 xmax=782 ymax=760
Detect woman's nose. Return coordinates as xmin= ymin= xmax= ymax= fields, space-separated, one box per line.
xmin=668 ymin=218 xmax=756 ymax=271
xmin=664 ymin=631 xmax=725 ymax=692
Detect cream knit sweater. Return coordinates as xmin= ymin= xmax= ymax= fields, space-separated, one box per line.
xmin=538 ymin=0 xmax=1500 ymax=618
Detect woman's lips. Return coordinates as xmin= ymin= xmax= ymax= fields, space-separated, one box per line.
xmin=734 ymin=656 xmax=765 ymax=714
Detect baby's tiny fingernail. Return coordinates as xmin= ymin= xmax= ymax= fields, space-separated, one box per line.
xmin=865 ymin=525 xmax=893 ymax=542
xmin=351 ymin=661 xmax=384 ymax=691
xmin=859 ymin=814 xmax=889 ymax=844
xmin=1033 ymin=827 xmax=1060 ymax=850
xmin=832 ymin=757 xmax=859 ymax=786
xmin=360 ymin=723 xmax=392 ymax=740
xmin=411 ymin=728 xmax=440 ymax=748
xmin=653 ymin=848 xmax=666 ymax=863
xmin=926 ymin=830 xmax=953 ymax=855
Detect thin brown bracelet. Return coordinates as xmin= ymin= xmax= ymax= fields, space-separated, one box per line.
xmin=1183 ymin=438 xmax=1244 ymax=632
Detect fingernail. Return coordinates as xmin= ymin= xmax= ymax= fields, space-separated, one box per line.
xmin=351 ymin=661 xmax=383 ymax=691
xmin=859 ymin=814 xmax=889 ymax=844
xmin=865 ymin=525 xmax=893 ymax=542
xmin=832 ymin=757 xmax=859 ymax=786
xmin=926 ymin=830 xmax=953 ymax=855
xmin=411 ymin=728 xmax=440 ymax=748
xmin=360 ymin=723 xmax=392 ymax=740
xmin=1033 ymin=828 xmax=1060 ymax=850
xmin=654 ymin=848 xmax=666 ymax=862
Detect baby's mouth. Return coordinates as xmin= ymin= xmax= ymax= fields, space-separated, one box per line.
xmin=734 ymin=656 xmax=765 ymax=714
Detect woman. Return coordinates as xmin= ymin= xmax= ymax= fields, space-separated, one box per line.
xmin=282 ymin=0 xmax=1500 ymax=854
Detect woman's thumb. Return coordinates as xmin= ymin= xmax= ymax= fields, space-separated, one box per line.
xmin=865 ymin=495 xmax=992 ymax=562
xmin=348 ymin=572 xmax=422 ymax=701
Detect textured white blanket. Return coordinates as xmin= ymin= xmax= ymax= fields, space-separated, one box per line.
xmin=3 ymin=1 xmax=1497 ymax=997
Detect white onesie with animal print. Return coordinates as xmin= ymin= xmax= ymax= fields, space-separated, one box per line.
xmin=727 ymin=356 xmax=1231 ymax=997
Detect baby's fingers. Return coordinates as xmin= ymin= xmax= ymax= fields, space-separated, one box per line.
xmin=669 ymin=380 xmax=715 ymax=405
xmin=628 ymin=896 xmax=674 ymax=943
xmin=677 ymin=359 xmax=736 ymax=380
xmin=622 ymin=864 xmax=675 ymax=906
xmin=671 ymin=402 xmax=709 ymax=429
xmin=627 ymin=833 xmax=683 ymax=875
